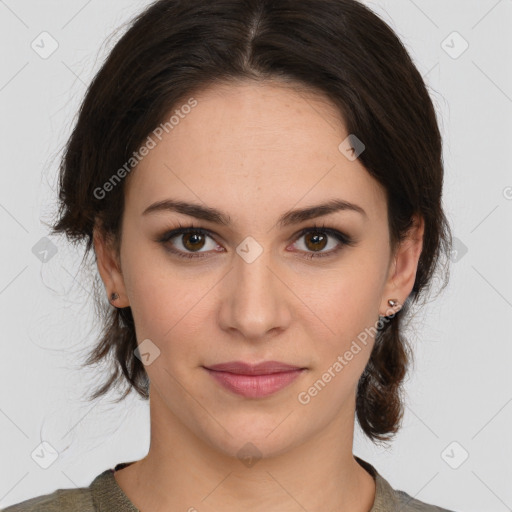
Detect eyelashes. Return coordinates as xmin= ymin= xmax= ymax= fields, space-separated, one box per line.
xmin=157 ymin=222 xmax=356 ymax=260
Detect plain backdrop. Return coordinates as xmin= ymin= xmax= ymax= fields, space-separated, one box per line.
xmin=1 ymin=0 xmax=511 ymax=510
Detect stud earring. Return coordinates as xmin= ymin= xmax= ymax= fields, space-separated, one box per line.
xmin=379 ymin=298 xmax=401 ymax=319
xmin=110 ymin=292 xmax=119 ymax=302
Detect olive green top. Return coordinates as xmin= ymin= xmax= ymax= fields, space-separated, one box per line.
xmin=1 ymin=457 xmax=456 ymax=511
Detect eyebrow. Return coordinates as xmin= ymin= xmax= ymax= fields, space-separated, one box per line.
xmin=142 ymin=198 xmax=367 ymax=227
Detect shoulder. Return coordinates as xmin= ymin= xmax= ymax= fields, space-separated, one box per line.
xmin=0 ymin=465 xmax=137 ymax=512
xmin=354 ymin=456 xmax=458 ymax=512
xmin=1 ymin=485 xmax=94 ymax=512
xmin=394 ymin=489 xmax=458 ymax=511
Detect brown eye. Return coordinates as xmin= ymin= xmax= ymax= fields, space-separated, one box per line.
xmin=291 ymin=226 xmax=355 ymax=259
xmin=182 ymin=232 xmax=207 ymax=251
xmin=304 ymin=231 xmax=328 ymax=252
xmin=158 ymin=224 xmax=355 ymax=261
xmin=159 ymin=227 xmax=221 ymax=259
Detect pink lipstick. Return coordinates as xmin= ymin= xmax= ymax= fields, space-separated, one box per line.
xmin=203 ymin=361 xmax=306 ymax=398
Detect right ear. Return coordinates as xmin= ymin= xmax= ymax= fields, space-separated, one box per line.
xmin=93 ymin=222 xmax=130 ymax=308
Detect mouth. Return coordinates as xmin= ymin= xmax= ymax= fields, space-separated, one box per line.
xmin=202 ymin=361 xmax=307 ymax=398
xmin=204 ymin=360 xmax=306 ymax=375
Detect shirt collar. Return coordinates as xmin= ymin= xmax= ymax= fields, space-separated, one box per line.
xmin=354 ymin=455 xmax=401 ymax=512
xmin=91 ymin=458 xmax=400 ymax=512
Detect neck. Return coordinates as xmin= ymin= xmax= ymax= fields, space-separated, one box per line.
xmin=114 ymin=389 xmax=376 ymax=512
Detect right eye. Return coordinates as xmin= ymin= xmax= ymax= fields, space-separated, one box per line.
xmin=158 ymin=226 xmax=224 ymax=259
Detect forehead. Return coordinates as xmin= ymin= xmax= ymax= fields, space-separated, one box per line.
xmin=125 ymin=81 xmax=386 ymax=226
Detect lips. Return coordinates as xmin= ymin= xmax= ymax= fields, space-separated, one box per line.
xmin=203 ymin=361 xmax=307 ymax=398
xmin=204 ymin=360 xmax=305 ymax=375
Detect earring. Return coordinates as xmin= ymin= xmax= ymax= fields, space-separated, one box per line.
xmin=379 ymin=298 xmax=401 ymax=318
xmin=110 ymin=292 xmax=119 ymax=303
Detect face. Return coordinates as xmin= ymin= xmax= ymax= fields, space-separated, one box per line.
xmin=94 ymin=80 xmax=423 ymax=460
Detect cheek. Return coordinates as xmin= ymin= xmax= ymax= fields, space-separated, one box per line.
xmin=119 ymin=235 xmax=189 ymax=339
xmin=120 ymin=242 xmax=217 ymax=370
xmin=296 ymin=280 xmax=381 ymax=408
xmin=297 ymin=255 xmax=385 ymax=382
xmin=306 ymin=257 xmax=383 ymax=333
xmin=126 ymin=269 xmax=205 ymax=343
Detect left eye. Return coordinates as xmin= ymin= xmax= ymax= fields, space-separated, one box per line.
xmin=291 ymin=229 xmax=345 ymax=258
xmin=159 ymin=225 xmax=354 ymax=260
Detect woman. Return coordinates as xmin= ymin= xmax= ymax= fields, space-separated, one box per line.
xmin=3 ymin=0 xmax=456 ymax=510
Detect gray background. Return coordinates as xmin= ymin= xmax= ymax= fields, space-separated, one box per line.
xmin=1 ymin=0 xmax=511 ymax=510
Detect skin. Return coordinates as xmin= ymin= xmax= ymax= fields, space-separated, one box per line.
xmin=94 ymin=79 xmax=424 ymax=512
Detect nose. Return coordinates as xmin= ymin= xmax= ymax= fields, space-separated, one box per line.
xmin=218 ymin=248 xmax=292 ymax=342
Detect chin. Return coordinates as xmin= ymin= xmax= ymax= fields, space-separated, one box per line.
xmin=199 ymin=415 xmax=307 ymax=463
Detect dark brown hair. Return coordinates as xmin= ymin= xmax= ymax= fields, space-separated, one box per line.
xmin=50 ymin=0 xmax=452 ymax=444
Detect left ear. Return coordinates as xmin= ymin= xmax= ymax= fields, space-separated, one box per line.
xmin=379 ymin=213 xmax=425 ymax=316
